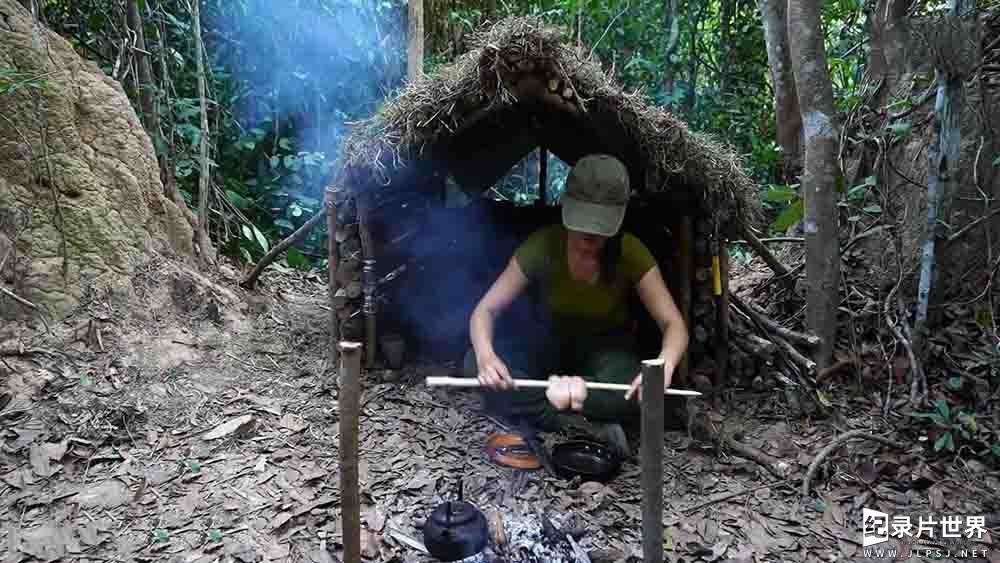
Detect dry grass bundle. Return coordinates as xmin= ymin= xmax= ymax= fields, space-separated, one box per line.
xmin=337 ymin=16 xmax=761 ymax=229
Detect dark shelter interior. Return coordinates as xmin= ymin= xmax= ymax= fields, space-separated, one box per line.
xmin=332 ymin=16 xmax=761 ymax=383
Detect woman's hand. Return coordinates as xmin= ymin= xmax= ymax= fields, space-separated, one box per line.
xmin=546 ymin=375 xmax=587 ymax=411
xmin=624 ymin=361 xmax=675 ymax=401
xmin=476 ymin=352 xmax=514 ymax=390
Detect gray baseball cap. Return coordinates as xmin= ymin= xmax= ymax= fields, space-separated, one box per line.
xmin=561 ymin=154 xmax=630 ymax=237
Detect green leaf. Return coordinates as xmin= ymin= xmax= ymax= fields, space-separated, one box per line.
xmin=992 ymin=443 xmax=1000 ymax=457
xmin=992 ymin=155 xmax=999 ymax=166
xmin=862 ymin=204 xmax=883 ymax=214
xmin=252 ymin=225 xmax=269 ymax=252
xmin=290 ymin=205 xmax=303 ymax=218
xmin=225 ymin=190 xmax=251 ymax=210
xmin=762 ymin=186 xmax=799 ymax=203
xmin=153 ymin=529 xmax=170 ymax=542
xmin=241 ymin=225 xmax=253 ymax=241
xmin=947 ymin=376 xmax=963 ymax=390
xmin=80 ymin=373 xmax=92 ymax=386
xmin=240 ymin=247 xmax=253 ymax=264
xmin=771 ymin=200 xmax=804 ymax=232
xmin=888 ymin=121 xmax=911 ymax=138
xmin=935 ymin=399 xmax=950 ymax=420
xmin=279 ymin=138 xmax=293 ymax=151
xmin=275 ymin=219 xmax=295 ymax=231
xmin=933 ymin=432 xmax=954 ymax=452
xmin=286 ymin=247 xmax=309 ymax=270
xmin=186 ymin=460 xmax=202 ymax=473
xmin=209 ymin=529 xmax=223 ymax=542
xmin=269 ymin=156 xmax=281 ymax=169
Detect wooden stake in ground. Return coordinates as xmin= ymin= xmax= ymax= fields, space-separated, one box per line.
xmin=338 ymin=341 xmax=363 ymax=563
xmin=640 ymin=358 xmax=664 ymax=563
xmin=714 ymin=239 xmax=730 ymax=386
xmin=326 ymin=189 xmax=339 ymax=367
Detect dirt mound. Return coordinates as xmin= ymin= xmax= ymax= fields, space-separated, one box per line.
xmin=0 ymin=1 xmax=196 ymax=322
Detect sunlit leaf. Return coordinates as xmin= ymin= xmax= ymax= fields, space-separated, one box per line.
xmin=242 ymin=225 xmax=253 ymax=241
xmin=771 ymin=200 xmax=804 ymax=232
xmin=252 ymin=225 xmax=269 ymax=252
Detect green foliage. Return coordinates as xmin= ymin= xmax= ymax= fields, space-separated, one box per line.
xmin=912 ymin=398 xmax=998 ymax=461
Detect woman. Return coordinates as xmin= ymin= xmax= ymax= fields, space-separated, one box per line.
xmin=464 ymin=154 xmax=689 ymax=455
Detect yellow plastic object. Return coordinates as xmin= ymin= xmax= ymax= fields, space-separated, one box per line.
xmin=711 ymin=255 xmax=722 ymax=296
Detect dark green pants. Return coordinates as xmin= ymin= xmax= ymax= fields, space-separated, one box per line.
xmin=462 ymin=327 xmax=641 ymax=431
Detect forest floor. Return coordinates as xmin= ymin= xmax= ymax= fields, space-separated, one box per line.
xmin=0 ymin=258 xmax=998 ymax=563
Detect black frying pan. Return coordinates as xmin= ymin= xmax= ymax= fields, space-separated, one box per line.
xmin=550 ymin=440 xmax=622 ymax=483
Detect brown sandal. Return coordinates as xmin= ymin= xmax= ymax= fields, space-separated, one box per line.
xmin=485 ymin=433 xmax=542 ymax=470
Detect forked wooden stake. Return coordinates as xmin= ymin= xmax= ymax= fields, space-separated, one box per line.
xmin=640 ymin=358 xmax=664 ymax=563
xmin=338 ymin=341 xmax=362 ymax=563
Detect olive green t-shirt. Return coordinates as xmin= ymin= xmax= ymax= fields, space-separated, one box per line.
xmin=514 ymin=225 xmax=658 ymax=337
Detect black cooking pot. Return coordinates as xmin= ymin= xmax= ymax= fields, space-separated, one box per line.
xmin=423 ymin=483 xmax=488 ymax=561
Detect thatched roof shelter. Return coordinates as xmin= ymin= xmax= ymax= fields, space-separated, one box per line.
xmin=329 ymin=16 xmax=764 ymax=384
xmin=335 ymin=16 xmax=760 ymax=232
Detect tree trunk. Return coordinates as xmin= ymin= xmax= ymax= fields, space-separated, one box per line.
xmin=787 ymin=0 xmax=842 ymax=369
xmin=759 ymin=0 xmax=803 ymax=180
xmin=685 ymin=1 xmax=704 ymax=115
xmin=408 ymin=0 xmax=424 ymax=82
xmin=125 ymin=0 xmax=156 ymax=134
xmin=719 ymin=0 xmax=734 ymax=96
xmin=912 ymin=0 xmax=968 ymax=400
xmin=867 ymin=0 xmax=911 ymax=108
xmin=190 ymin=0 xmax=216 ymax=265
xmin=662 ymin=0 xmax=680 ymax=101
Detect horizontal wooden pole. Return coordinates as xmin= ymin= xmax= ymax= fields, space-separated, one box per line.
xmin=424 ymin=376 xmax=702 ymax=397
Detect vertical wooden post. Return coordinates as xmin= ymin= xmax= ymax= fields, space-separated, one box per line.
xmin=357 ymin=193 xmax=376 ymax=369
xmin=714 ymin=239 xmax=729 ymax=386
xmin=640 ymin=358 xmax=664 ymax=563
xmin=676 ymin=216 xmax=694 ymax=386
xmin=338 ymin=341 xmax=363 ymax=563
xmin=538 ymin=147 xmax=548 ymax=206
xmin=326 ymin=189 xmax=339 ymax=367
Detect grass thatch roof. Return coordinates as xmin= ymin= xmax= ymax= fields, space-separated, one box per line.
xmin=337 ymin=16 xmax=761 ymax=231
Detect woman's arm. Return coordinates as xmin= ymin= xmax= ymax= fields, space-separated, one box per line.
xmin=469 ymin=256 xmax=530 ymax=389
xmin=626 ymin=266 xmax=689 ymax=399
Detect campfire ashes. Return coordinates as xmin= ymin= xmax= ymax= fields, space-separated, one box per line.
xmin=450 ymin=510 xmax=591 ymax=563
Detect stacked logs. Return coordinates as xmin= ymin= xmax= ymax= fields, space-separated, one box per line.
xmin=333 ymin=205 xmax=365 ymax=342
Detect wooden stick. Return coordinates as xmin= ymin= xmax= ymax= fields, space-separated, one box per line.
xmin=740 ymin=225 xmax=792 ymax=278
xmin=800 ymin=430 xmax=907 ymax=497
xmin=241 ymin=204 xmax=329 ymax=290
xmin=424 ymin=376 xmax=703 ymax=396
xmin=338 ymin=341 xmax=363 ymax=563
xmin=739 ymin=297 xmax=821 ymax=348
xmin=326 ymin=190 xmax=339 ymax=367
xmin=714 ymin=239 xmax=729 ymax=387
xmin=677 ymin=216 xmax=693 ymax=386
xmin=640 ymin=359 xmax=664 ymax=563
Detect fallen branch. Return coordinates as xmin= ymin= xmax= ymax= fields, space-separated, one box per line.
xmin=741 ymin=226 xmax=792 ymax=278
xmin=731 ymin=293 xmax=816 ymax=376
xmin=683 ymin=480 xmax=788 ymax=515
xmin=946 ymin=206 xmax=1000 ymax=244
xmin=688 ymin=417 xmax=790 ymax=479
xmin=801 ymin=430 xmax=907 ymax=497
xmin=240 ymin=205 xmax=329 ymax=290
xmin=738 ymin=297 xmax=821 ymax=348
xmin=0 ymin=286 xmax=39 ymax=310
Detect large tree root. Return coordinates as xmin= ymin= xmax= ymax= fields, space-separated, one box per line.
xmin=800 ymin=429 xmax=907 ymax=497
xmin=241 ymin=205 xmax=329 ymax=290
